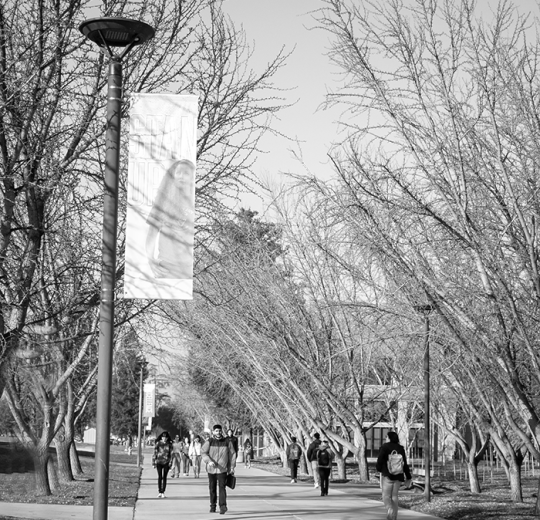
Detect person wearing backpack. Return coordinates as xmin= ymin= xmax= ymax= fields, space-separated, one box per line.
xmin=376 ymin=431 xmax=412 ymax=520
xmin=306 ymin=433 xmax=322 ymax=489
xmin=286 ymin=436 xmax=303 ymax=483
xmin=316 ymin=440 xmax=334 ymax=496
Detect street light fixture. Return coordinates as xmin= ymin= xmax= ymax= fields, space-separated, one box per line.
xmin=79 ymin=17 xmax=154 ymax=520
xmin=413 ymin=303 xmax=435 ymax=503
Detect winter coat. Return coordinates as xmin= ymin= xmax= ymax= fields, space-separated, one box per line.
xmin=226 ymin=435 xmax=239 ymax=454
xmin=376 ymin=441 xmax=411 ymax=482
xmin=152 ymin=439 xmax=173 ymax=466
xmin=201 ymin=436 xmax=236 ymax=474
xmin=306 ymin=439 xmax=321 ymax=462
xmin=286 ymin=442 xmax=303 ymax=461
xmin=315 ymin=446 xmax=334 ymax=469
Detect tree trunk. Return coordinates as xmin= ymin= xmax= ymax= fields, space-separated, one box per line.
xmin=279 ymin=449 xmax=287 ymax=468
xmin=47 ymin=456 xmax=60 ymax=494
xmin=466 ymin=461 xmax=481 ymax=493
xmin=299 ymin=453 xmax=308 ymax=475
xmin=335 ymin=453 xmax=346 ymax=480
xmin=508 ymin=460 xmax=523 ymax=503
xmin=69 ymin=442 xmax=83 ymax=477
xmin=355 ymin=431 xmax=369 ymax=482
xmin=33 ymin=450 xmax=51 ymax=496
xmin=55 ymin=432 xmax=74 ymax=483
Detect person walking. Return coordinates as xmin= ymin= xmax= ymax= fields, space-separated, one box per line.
xmin=243 ymin=438 xmax=253 ymax=468
xmin=202 ymin=424 xmax=237 ymax=515
xmin=376 ymin=431 xmax=412 ymax=520
xmin=152 ymin=431 xmax=173 ymax=498
xmin=316 ymin=440 xmax=334 ymax=496
xmin=286 ymin=436 xmax=302 ymax=484
xmin=226 ymin=429 xmax=239 ymax=455
xmin=181 ymin=436 xmax=191 ymax=476
xmin=171 ymin=435 xmax=182 ymax=478
xmin=307 ymin=432 xmax=322 ymax=489
xmin=189 ymin=435 xmax=203 ymax=478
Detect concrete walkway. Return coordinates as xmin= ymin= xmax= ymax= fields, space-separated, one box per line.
xmin=133 ymin=458 xmax=444 ymax=520
xmin=0 ymin=457 xmax=444 ymax=520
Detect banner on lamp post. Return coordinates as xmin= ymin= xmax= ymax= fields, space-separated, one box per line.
xmin=143 ymin=383 xmax=156 ymax=418
xmin=124 ymin=93 xmax=198 ymax=300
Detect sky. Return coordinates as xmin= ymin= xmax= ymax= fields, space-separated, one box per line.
xmin=221 ymin=0 xmax=540 ymax=215
xmin=221 ymin=0 xmax=343 ymax=214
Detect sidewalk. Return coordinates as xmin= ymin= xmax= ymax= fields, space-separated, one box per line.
xmin=134 ymin=457 xmax=444 ymax=520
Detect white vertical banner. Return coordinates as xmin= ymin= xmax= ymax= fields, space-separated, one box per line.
xmin=143 ymin=383 xmax=156 ymax=418
xmin=124 ymin=93 xmax=198 ymax=299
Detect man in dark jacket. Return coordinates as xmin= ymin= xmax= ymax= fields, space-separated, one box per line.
xmin=376 ymin=431 xmax=412 ymax=520
xmin=306 ymin=432 xmax=322 ymax=488
xmin=202 ymin=424 xmax=236 ymax=515
xmin=226 ymin=429 xmax=239 ymax=454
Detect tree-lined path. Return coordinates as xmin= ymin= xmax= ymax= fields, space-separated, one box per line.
xmin=133 ymin=454 xmax=442 ymax=520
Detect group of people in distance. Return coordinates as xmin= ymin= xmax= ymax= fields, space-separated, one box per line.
xmin=151 ymin=425 xmax=243 ymax=515
xmin=288 ymin=431 xmax=412 ymax=520
xmin=153 ymin=427 xmax=411 ymax=520
xmin=286 ymin=433 xmax=334 ymax=496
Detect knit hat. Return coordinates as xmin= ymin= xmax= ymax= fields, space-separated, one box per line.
xmin=213 ymin=424 xmax=222 ymax=430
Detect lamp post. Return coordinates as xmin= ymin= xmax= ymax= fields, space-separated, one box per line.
xmin=79 ymin=18 xmax=154 ymax=520
xmin=413 ymin=303 xmax=435 ymax=503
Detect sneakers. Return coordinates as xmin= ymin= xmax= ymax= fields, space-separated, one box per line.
xmin=157 ymin=493 xmax=165 ymax=498
xmin=290 ymin=479 xmax=295 ymax=484
xmin=219 ymin=506 xmax=228 ymax=515
xmin=210 ymin=506 xmax=216 ymax=513
xmin=314 ymin=483 xmax=319 ymax=488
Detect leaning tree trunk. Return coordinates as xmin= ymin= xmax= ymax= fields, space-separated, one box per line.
xmin=508 ymin=460 xmax=523 ymax=503
xmin=47 ymin=456 xmax=60 ymax=494
xmin=466 ymin=460 xmax=481 ymax=494
xmin=335 ymin=453 xmax=347 ymax=480
xmin=299 ymin=452 xmax=308 ymax=475
xmin=69 ymin=441 xmax=83 ymax=476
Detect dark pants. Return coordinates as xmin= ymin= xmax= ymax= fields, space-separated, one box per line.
xmin=156 ymin=463 xmax=170 ymax=493
xmin=290 ymin=459 xmax=299 ymax=480
xmin=319 ymin=467 xmax=331 ymax=495
xmin=208 ymin=472 xmax=228 ymax=508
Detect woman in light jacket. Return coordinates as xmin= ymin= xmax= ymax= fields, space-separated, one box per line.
xmin=189 ymin=435 xmax=203 ymax=478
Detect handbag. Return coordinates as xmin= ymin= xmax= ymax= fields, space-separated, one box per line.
xmin=226 ymin=473 xmax=236 ymax=490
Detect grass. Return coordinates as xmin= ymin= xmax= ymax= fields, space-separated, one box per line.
xmin=0 ymin=442 xmax=141 ymax=508
xmin=253 ymin=456 xmax=540 ymax=520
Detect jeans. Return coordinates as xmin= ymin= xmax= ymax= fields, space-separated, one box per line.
xmin=181 ymin=454 xmax=191 ymax=474
xmin=318 ymin=467 xmax=330 ymax=495
xmin=156 ymin=463 xmax=169 ymax=493
xmin=208 ymin=472 xmax=228 ymax=508
xmin=311 ymin=460 xmax=320 ymax=486
xmin=191 ymin=455 xmax=202 ymax=477
xmin=289 ymin=459 xmax=299 ymax=480
xmin=381 ymin=476 xmax=401 ymax=520
xmin=171 ymin=453 xmax=181 ymax=477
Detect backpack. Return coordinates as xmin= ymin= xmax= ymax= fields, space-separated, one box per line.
xmin=290 ymin=444 xmax=300 ymax=460
xmin=387 ymin=450 xmax=404 ymax=475
xmin=317 ymin=449 xmax=330 ymax=466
